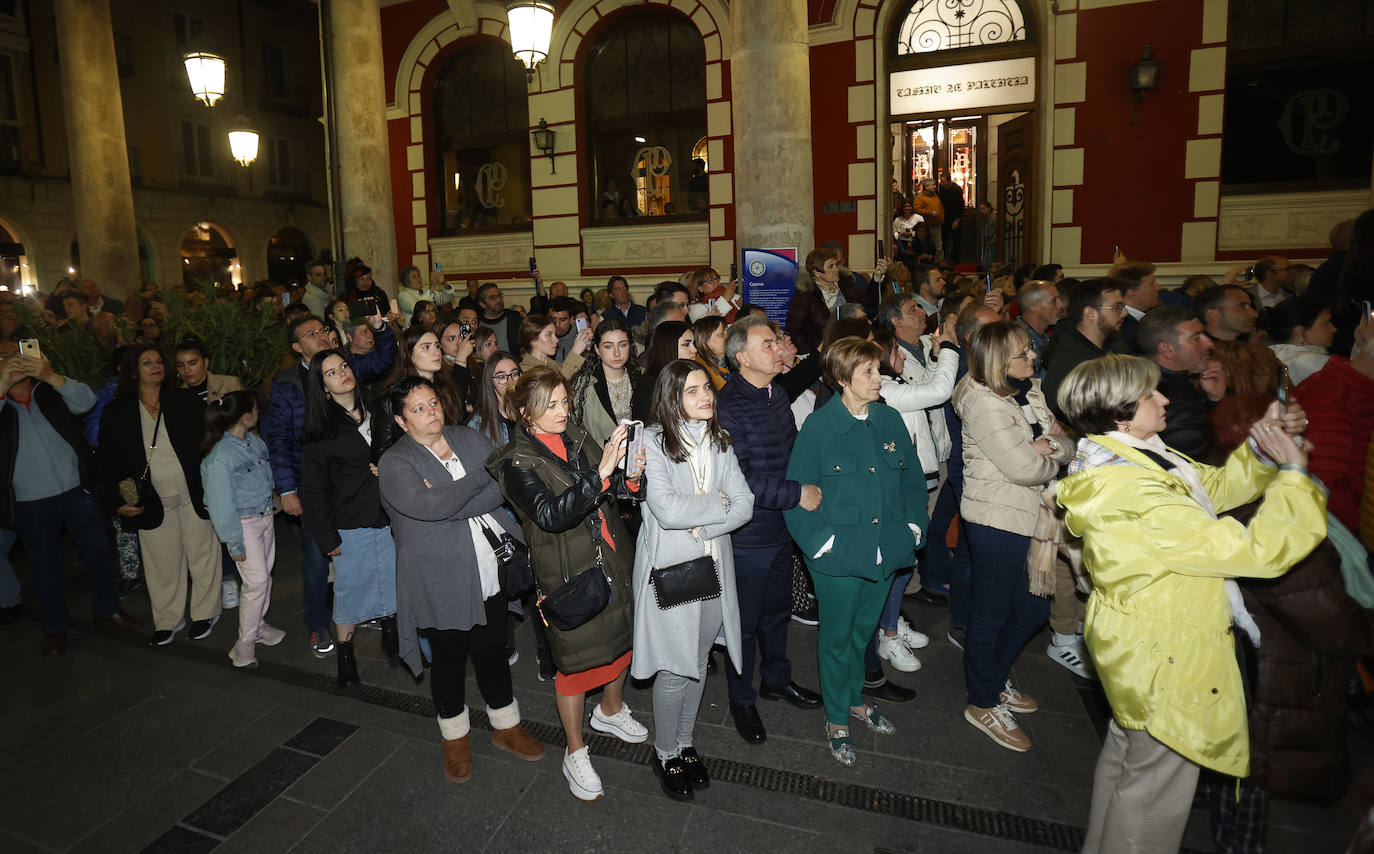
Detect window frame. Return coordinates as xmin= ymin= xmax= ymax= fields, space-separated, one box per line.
xmin=430 ymin=38 xmax=534 ymax=237
xmin=581 ymin=8 xmax=709 ymax=228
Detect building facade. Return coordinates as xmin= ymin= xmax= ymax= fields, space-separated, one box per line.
xmin=0 ymin=0 xmax=331 ymax=294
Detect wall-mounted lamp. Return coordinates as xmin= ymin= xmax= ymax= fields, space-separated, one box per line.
xmin=1128 ymin=45 xmax=1160 ymax=124
xmin=531 ymin=117 xmax=557 ymax=173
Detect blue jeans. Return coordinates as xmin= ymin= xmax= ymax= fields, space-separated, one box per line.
xmin=863 ymin=568 xmax=913 ymax=673
xmin=14 ymin=488 xmax=120 ymax=635
xmin=296 ymin=511 xmax=332 ymax=636
xmin=924 ymin=481 xmax=957 ymax=589
xmin=963 ymin=523 xmax=1049 ymax=709
xmin=726 ymin=540 xmax=794 ymax=704
xmin=0 ymin=528 xmax=18 ymax=607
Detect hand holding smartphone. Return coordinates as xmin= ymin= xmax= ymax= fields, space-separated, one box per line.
xmin=619 ymin=419 xmax=645 ymax=470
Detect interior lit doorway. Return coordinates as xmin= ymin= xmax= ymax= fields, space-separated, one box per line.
xmin=890 ymin=109 xmax=1031 ymax=270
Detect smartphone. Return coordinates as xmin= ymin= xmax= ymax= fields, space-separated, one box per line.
xmin=433 ymin=261 xmax=442 ymax=272
xmin=528 ymin=256 xmax=538 ymax=277
xmin=1364 ymin=300 xmax=1372 ymax=318
xmin=281 ymin=292 xmax=292 ymax=307
xmin=619 ymin=419 xmax=645 ymax=470
xmin=1238 ymin=266 xmax=1255 ymax=283
xmin=458 ymin=322 xmax=472 ymax=338
xmin=877 ymin=239 xmax=885 ymax=260
xmin=575 ymin=316 xmax=588 ymax=334
xmin=347 ymin=299 xmax=372 ymax=319
xmin=729 ymin=262 xmax=738 ymax=282
xmin=1275 ymin=364 xmax=1290 ymax=410
xmin=18 ymin=338 xmax=40 ymax=359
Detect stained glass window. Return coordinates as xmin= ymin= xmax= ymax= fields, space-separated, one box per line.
xmin=896 ymin=0 xmax=1028 ymax=55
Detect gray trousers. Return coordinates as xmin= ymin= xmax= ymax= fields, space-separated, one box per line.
xmin=1082 ymin=719 xmax=1201 ymax=854
xmin=652 ymin=597 xmax=723 ymax=760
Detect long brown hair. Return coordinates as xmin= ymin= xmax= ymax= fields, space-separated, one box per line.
xmin=647 ymin=359 xmax=731 ymax=464
xmin=383 ymin=325 xmax=464 ymax=423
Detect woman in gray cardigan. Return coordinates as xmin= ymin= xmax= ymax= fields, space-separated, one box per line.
xmin=377 ymin=376 xmax=544 ymax=784
xmin=631 ymin=360 xmax=754 ymax=801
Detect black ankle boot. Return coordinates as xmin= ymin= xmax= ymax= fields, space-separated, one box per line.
xmin=379 ymin=615 xmax=400 ymax=664
xmin=336 ymin=640 xmax=360 ymax=687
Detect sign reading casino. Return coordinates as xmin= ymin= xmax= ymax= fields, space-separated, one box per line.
xmin=890 ymin=57 xmax=1037 ymax=115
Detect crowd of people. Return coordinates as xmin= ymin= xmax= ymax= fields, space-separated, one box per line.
xmin=3 ymin=207 xmax=1374 ymax=848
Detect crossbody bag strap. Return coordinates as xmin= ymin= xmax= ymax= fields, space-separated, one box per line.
xmin=140 ymin=409 xmax=163 ymax=480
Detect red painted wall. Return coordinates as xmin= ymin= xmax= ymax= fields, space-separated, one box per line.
xmin=380 ymin=0 xmax=447 ymax=98
xmin=1071 ymin=0 xmax=1202 ymax=265
xmin=809 ymin=41 xmax=861 ymax=249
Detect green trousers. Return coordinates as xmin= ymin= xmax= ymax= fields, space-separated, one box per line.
xmin=809 ymin=568 xmax=891 ymax=726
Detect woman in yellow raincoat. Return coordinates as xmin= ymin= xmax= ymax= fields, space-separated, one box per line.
xmin=1055 ymin=354 xmax=1325 ymax=854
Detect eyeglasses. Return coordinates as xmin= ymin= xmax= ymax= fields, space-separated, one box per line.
xmin=1097 ymin=302 xmax=1126 ymax=313
xmin=493 ymin=369 xmax=522 ymax=384
xmin=1011 ymin=347 xmax=1036 ymax=362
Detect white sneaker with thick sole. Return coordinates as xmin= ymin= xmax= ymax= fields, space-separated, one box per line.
xmin=1047 ymin=636 xmax=1097 ymax=680
xmin=894 ymin=616 xmax=930 ymax=650
xmin=589 ymin=702 xmax=649 ymax=744
xmin=877 ymin=632 xmax=922 ymax=672
xmin=562 ymin=747 xmax=604 ymax=801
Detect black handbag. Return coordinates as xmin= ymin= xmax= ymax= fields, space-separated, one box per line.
xmin=117 ymin=409 xmax=164 ymax=533
xmin=650 ymin=555 xmax=721 ymax=610
xmin=478 ymin=516 xmax=533 ymax=597
xmin=538 ymin=530 xmax=613 ymax=631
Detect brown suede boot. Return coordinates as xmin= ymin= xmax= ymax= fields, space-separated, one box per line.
xmin=442 ymin=735 xmax=472 ymax=783
xmin=492 ymin=724 xmax=546 ymax=761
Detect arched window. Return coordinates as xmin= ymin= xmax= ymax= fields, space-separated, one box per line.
xmin=179 ymin=222 xmax=238 ymax=289
xmin=433 ymin=40 xmax=532 ymax=234
xmin=584 ymin=10 xmax=707 ymax=222
xmin=894 ymin=0 xmax=1028 ymax=56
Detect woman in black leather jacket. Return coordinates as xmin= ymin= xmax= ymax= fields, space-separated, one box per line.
xmin=487 ymin=365 xmax=646 ymax=803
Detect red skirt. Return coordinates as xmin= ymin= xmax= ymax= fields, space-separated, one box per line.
xmin=555 ymin=650 xmax=632 ymax=697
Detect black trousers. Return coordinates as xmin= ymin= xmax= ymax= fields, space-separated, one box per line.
xmin=423 ymin=594 xmax=513 ymax=719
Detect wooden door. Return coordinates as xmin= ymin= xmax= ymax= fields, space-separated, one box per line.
xmin=996 ymin=112 xmax=1035 ymax=270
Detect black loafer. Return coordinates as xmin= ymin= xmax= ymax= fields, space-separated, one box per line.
xmin=729 ymin=702 xmax=766 ymax=744
xmin=678 ymin=746 xmax=710 ymax=789
xmin=863 ymin=672 xmax=918 ymax=704
xmin=652 ymin=755 xmax=695 ymax=801
xmin=759 ymin=681 xmax=823 ymax=710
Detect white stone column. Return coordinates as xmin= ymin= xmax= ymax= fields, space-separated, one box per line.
xmin=327 ymin=0 xmax=400 ymax=298
xmin=53 ymin=0 xmax=140 ymax=298
xmin=729 ymin=0 xmax=815 ymax=253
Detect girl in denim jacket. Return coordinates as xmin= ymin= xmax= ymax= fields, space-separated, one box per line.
xmin=201 ymin=391 xmax=280 ymax=668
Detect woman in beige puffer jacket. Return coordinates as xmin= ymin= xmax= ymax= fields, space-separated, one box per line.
xmin=951 ymin=321 xmax=1074 ymax=752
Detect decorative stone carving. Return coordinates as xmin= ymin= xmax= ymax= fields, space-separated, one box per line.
xmin=1217 ymin=190 xmax=1368 ymax=251
xmin=580 ymin=222 xmax=710 ymax=269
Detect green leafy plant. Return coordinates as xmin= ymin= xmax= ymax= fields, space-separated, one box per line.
xmin=15 ymin=290 xmax=290 ymax=391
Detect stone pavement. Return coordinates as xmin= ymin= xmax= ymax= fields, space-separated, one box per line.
xmin=1 ymin=516 xmax=1367 ymax=853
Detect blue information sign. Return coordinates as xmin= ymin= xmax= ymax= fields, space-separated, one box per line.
xmin=739 ymin=248 xmax=798 ymax=329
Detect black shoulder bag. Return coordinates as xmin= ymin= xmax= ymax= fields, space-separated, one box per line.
xmin=117 ymin=409 xmax=164 ymax=533
xmin=477 ymin=516 xmax=534 ymax=597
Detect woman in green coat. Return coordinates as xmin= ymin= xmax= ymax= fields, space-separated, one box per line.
xmin=784 ymin=338 xmax=930 ymax=766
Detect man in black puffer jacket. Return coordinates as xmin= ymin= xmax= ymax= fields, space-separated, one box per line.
xmin=716 ymin=315 xmax=823 ymax=745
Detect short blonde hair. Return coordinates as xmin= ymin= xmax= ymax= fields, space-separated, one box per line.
xmin=1058 ymin=354 xmax=1161 ymax=434
xmin=966 ymin=320 xmax=1029 ymax=396
xmin=506 ymin=364 xmax=569 ymax=426
xmin=821 ymin=337 xmax=882 ymax=390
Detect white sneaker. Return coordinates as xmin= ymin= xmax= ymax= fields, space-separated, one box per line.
xmin=221 ymin=580 xmax=239 ymax=609
xmin=877 ymin=632 xmax=922 ymax=672
xmin=562 ymin=747 xmax=604 ymax=801
xmin=894 ymin=616 xmax=930 ymax=650
xmin=1047 ymin=635 xmax=1097 ymax=680
xmin=589 ymin=702 xmax=649 ymax=744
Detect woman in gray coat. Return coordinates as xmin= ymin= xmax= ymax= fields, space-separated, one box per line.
xmin=632 ymin=360 xmax=754 ymax=801
xmin=377 ymin=376 xmax=544 ymax=785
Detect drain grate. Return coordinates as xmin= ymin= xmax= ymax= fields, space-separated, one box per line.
xmin=73 ymin=620 xmax=1207 ymax=852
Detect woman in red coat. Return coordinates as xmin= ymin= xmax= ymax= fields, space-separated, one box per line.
xmin=1294 ymin=349 xmax=1374 ymax=533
